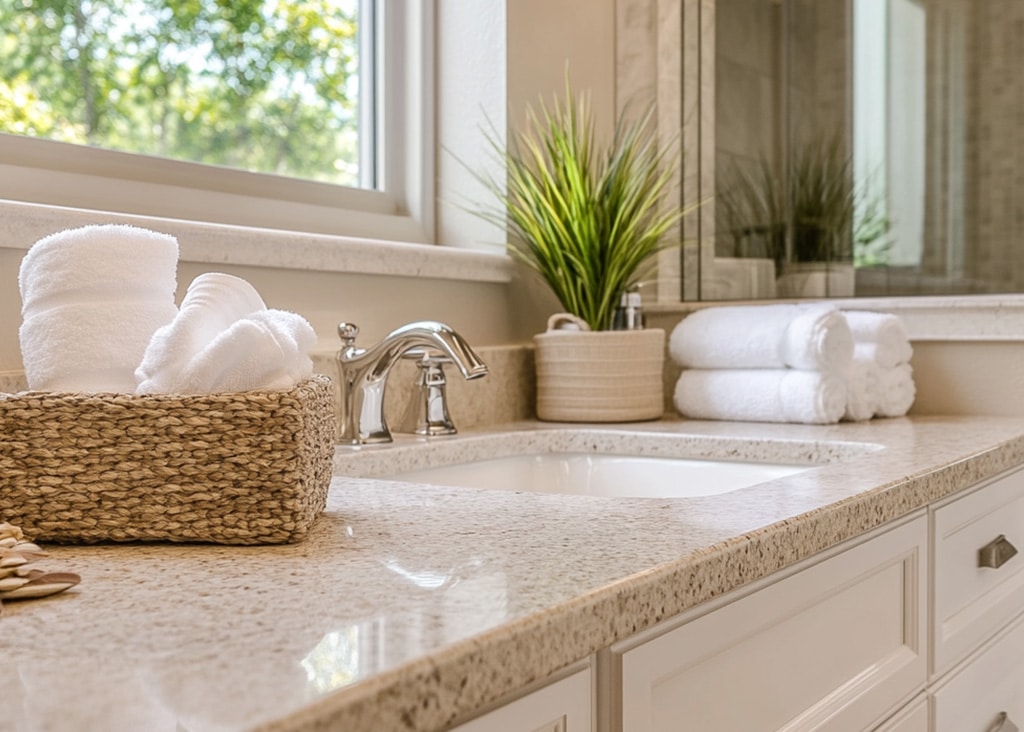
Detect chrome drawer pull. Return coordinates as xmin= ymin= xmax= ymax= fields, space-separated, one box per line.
xmin=987 ymin=712 xmax=1019 ymax=732
xmin=979 ymin=535 xmax=1019 ymax=569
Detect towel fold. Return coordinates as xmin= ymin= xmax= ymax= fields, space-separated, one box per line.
xmin=153 ymin=310 xmax=315 ymax=394
xmin=673 ymin=369 xmax=848 ymax=425
xmin=669 ymin=304 xmax=854 ymax=372
xmin=876 ymin=363 xmax=916 ymax=417
xmin=19 ymin=301 xmax=178 ymax=392
xmin=137 ymin=273 xmax=316 ymax=394
xmin=135 ymin=273 xmax=267 ymax=392
xmin=842 ymin=310 xmax=912 ymax=368
xmin=18 ymin=224 xmax=179 ymax=393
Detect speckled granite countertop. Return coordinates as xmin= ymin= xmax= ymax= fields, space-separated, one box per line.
xmin=4 ymin=415 xmax=1024 ymax=731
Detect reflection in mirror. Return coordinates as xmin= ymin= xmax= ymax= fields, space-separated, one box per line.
xmin=709 ymin=0 xmax=1023 ymax=300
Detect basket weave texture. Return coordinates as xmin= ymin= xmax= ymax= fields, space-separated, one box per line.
xmin=534 ymin=328 xmax=666 ymax=422
xmin=0 ymin=375 xmax=336 ymax=545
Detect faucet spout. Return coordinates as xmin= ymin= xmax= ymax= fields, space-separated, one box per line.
xmin=336 ymin=321 xmax=487 ymax=445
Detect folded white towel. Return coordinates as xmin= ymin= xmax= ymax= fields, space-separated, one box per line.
xmin=876 ymin=363 xmax=916 ymax=417
xmin=18 ymin=224 xmax=178 ymax=314
xmin=135 ymin=273 xmax=267 ymax=392
xmin=159 ymin=309 xmax=316 ymax=394
xmin=842 ymin=311 xmax=912 ymax=368
xmin=673 ymin=369 xmax=848 ymax=425
xmin=19 ymin=301 xmax=178 ymax=392
xmin=669 ymin=304 xmax=854 ymax=372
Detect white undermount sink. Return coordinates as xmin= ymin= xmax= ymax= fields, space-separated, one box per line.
xmin=387 ymin=452 xmax=813 ymax=499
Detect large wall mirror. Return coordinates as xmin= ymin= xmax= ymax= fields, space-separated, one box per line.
xmin=658 ymin=0 xmax=1023 ymax=302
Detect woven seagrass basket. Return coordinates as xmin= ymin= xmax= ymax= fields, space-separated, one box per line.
xmin=0 ymin=374 xmax=336 ymax=545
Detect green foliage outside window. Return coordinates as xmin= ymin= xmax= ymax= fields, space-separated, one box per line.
xmin=0 ymin=0 xmax=361 ymax=186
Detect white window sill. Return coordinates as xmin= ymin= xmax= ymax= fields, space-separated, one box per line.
xmin=0 ymin=200 xmax=514 ymax=283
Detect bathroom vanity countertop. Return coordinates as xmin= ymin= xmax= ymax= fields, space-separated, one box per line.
xmin=5 ymin=415 xmax=1024 ymax=731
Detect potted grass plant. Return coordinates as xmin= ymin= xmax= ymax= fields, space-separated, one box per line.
xmin=470 ymin=80 xmax=690 ymax=422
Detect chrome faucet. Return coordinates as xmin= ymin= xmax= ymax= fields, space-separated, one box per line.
xmin=335 ymin=321 xmax=488 ymax=445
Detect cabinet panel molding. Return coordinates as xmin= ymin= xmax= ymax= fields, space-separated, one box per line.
xmin=611 ymin=516 xmax=927 ymax=732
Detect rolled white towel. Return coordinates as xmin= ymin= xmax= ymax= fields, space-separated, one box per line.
xmin=670 ymin=304 xmax=854 ymax=372
xmin=18 ymin=224 xmax=179 ymax=393
xmin=843 ymin=355 xmax=881 ymax=422
xmin=876 ymin=363 xmax=916 ymax=417
xmin=19 ymin=224 xmax=178 ymax=314
xmin=136 ymin=273 xmax=267 ymax=393
xmin=842 ymin=311 xmax=912 ymax=368
xmin=673 ymin=368 xmax=848 ymax=425
xmin=19 ymin=300 xmax=178 ymax=392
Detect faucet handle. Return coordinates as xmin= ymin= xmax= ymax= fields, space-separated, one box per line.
xmin=338 ymin=322 xmax=360 ymax=347
xmin=401 ymin=349 xmax=452 ymax=367
xmin=398 ymin=349 xmax=458 ymax=436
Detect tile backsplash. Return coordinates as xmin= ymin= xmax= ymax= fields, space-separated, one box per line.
xmin=312 ymin=343 xmax=536 ymax=432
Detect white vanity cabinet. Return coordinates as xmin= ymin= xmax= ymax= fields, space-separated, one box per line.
xmin=449 ymin=465 xmax=1024 ymax=732
xmin=930 ymin=465 xmax=1024 ymax=732
xmin=932 ymin=612 xmax=1024 ymax=732
xmin=448 ymin=666 xmax=592 ymax=732
xmin=932 ymin=466 xmax=1024 ymax=676
xmin=605 ymin=515 xmax=928 ymax=732
xmin=876 ymin=695 xmax=929 ymax=732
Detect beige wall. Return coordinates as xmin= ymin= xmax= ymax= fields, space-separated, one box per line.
xmin=908 ymin=341 xmax=1024 ymax=416
xmin=506 ymin=0 xmax=618 ymax=144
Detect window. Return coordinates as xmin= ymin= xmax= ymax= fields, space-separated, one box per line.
xmin=0 ymin=0 xmax=434 ymax=242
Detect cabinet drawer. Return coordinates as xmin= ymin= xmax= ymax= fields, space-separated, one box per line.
xmin=611 ymin=516 xmax=927 ymax=732
xmin=933 ymin=612 xmax=1024 ymax=732
xmin=933 ymin=466 xmax=1024 ymax=673
xmin=449 ymin=667 xmax=591 ymax=732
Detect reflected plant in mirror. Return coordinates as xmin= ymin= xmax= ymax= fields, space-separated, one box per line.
xmin=717 ymin=133 xmax=890 ymax=298
xmin=708 ymin=0 xmax=1024 ymax=299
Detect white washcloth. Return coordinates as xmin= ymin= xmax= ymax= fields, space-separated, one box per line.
xmin=135 ymin=273 xmax=267 ymax=392
xmin=842 ymin=311 xmax=912 ymax=368
xmin=876 ymin=363 xmax=916 ymax=417
xmin=669 ymin=304 xmax=854 ymax=372
xmin=19 ymin=301 xmax=178 ymax=392
xmin=18 ymin=224 xmax=179 ymax=393
xmin=136 ymin=271 xmax=316 ymax=394
xmin=673 ymin=369 xmax=848 ymax=425
xmin=18 ymin=224 xmax=178 ymax=314
xmin=160 ymin=310 xmax=316 ymax=394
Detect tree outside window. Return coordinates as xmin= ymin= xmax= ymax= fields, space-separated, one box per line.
xmin=0 ymin=0 xmax=362 ymax=187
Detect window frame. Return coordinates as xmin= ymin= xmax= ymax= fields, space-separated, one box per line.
xmin=0 ymin=0 xmax=437 ymax=245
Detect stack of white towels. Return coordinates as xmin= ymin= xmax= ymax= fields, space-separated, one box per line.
xmin=670 ymin=304 xmax=915 ymax=425
xmin=18 ymin=224 xmax=316 ymax=395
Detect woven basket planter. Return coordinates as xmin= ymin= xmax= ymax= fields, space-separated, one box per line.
xmin=534 ymin=328 xmax=666 ymax=422
xmin=0 ymin=375 xmax=336 ymax=545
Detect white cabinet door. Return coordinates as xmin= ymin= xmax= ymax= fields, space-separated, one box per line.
xmin=874 ymin=695 xmax=928 ymax=732
xmin=933 ymin=611 xmax=1024 ymax=732
xmin=611 ymin=515 xmax=928 ymax=732
xmin=449 ymin=667 xmax=591 ymax=732
xmin=933 ymin=466 xmax=1024 ymax=674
